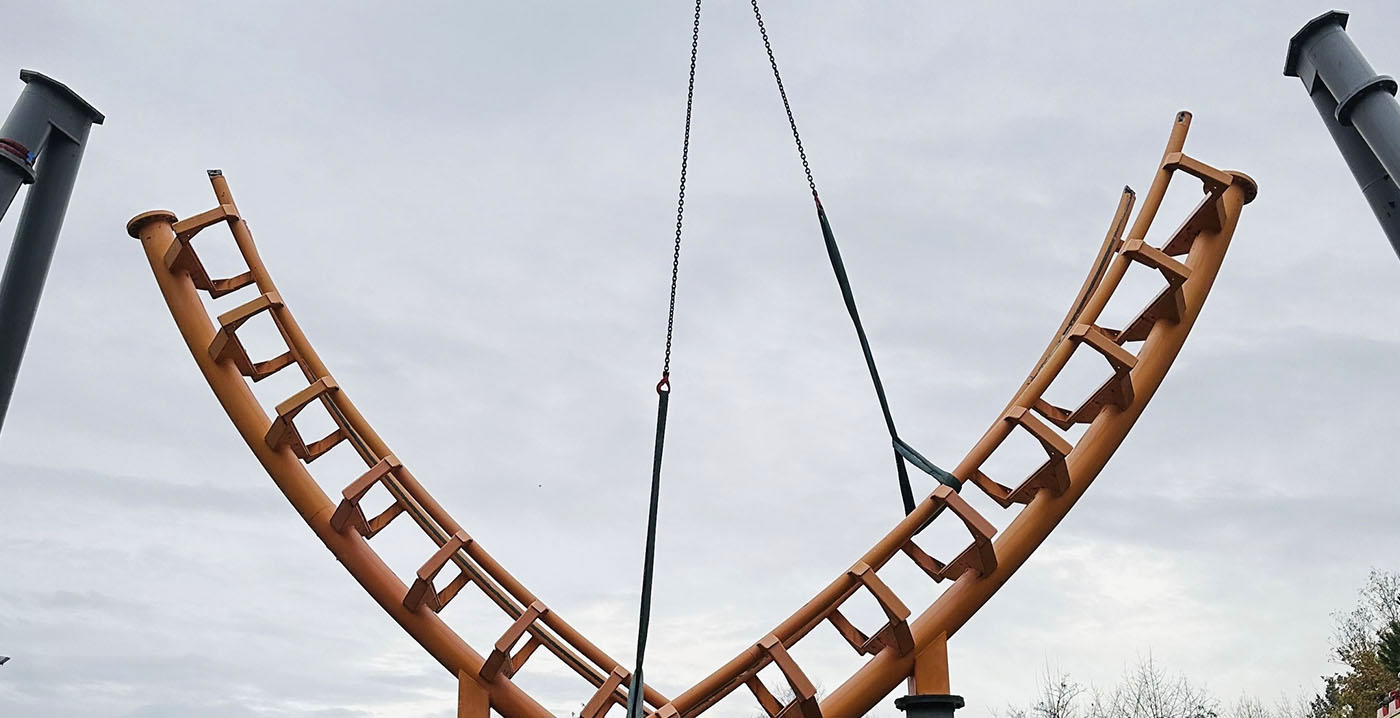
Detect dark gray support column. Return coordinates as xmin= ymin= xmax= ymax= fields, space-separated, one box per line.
xmin=1286 ymin=11 xmax=1400 ymax=258
xmin=895 ymin=694 xmax=964 ymax=718
xmin=0 ymin=71 xmax=103 ymax=433
xmin=1308 ymin=85 xmax=1400 ymax=254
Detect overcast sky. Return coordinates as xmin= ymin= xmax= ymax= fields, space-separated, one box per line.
xmin=2 ymin=2 xmax=1399 ymax=717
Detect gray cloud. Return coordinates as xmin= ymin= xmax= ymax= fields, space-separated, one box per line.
xmin=2 ymin=1 xmax=1399 ymax=717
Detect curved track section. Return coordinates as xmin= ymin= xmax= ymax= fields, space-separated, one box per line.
xmin=128 ymin=111 xmax=1253 ymax=718
xmin=127 ymin=172 xmax=665 ymax=718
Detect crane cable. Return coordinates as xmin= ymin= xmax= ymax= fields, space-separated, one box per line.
xmin=627 ymin=4 xmax=960 ymax=714
xmin=749 ymin=0 xmax=961 ymax=515
xmin=626 ymin=1 xmax=702 ymax=715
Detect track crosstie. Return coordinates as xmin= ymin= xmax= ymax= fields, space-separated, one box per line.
xmin=127 ymin=112 xmax=1255 ymax=717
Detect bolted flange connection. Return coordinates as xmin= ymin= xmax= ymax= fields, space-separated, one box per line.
xmin=896 ymin=694 xmax=965 ymax=718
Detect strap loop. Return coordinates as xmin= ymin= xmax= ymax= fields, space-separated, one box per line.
xmin=752 ymin=0 xmax=956 ymax=514
xmin=629 ymin=5 xmax=702 ymax=716
xmin=893 ymin=438 xmax=962 ymax=491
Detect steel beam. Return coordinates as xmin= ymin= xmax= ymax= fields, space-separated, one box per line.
xmin=0 ymin=70 xmax=103 ymax=432
xmin=1286 ymin=11 xmax=1400 ymax=258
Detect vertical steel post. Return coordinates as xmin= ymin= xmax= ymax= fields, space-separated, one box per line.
xmin=0 ymin=70 xmax=102 ymax=432
xmin=1286 ymin=11 xmax=1400 ymax=258
xmin=897 ymin=634 xmax=963 ymax=717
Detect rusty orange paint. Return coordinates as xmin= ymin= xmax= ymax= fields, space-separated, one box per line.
xmin=128 ymin=112 xmax=1254 ymax=717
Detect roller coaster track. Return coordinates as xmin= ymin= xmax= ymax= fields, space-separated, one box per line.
xmin=126 ymin=111 xmax=1254 ymax=717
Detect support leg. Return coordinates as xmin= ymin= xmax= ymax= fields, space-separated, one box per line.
xmin=896 ymin=633 xmax=964 ymax=718
xmin=0 ymin=134 xmax=87 ymax=430
xmin=459 ymin=671 xmax=489 ymax=718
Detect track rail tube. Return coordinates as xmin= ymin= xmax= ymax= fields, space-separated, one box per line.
xmin=130 ymin=111 xmax=1253 ymax=717
xmin=822 ymin=178 xmax=1251 ymax=718
xmin=130 ymin=171 xmax=671 ymax=715
xmin=204 ymin=173 xmax=660 ymax=705
xmin=128 ymin=213 xmax=560 ymax=718
xmin=660 ymin=113 xmax=1254 ymax=717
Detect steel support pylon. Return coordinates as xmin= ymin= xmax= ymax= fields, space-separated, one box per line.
xmin=0 ymin=70 xmax=103 ymax=433
xmin=1286 ymin=11 xmax=1400 ymax=259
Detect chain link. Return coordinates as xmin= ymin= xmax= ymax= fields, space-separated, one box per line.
xmin=751 ymin=0 xmax=819 ymax=202
xmin=659 ymin=0 xmax=703 ymax=390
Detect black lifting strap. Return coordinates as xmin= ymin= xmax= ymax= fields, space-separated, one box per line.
xmin=816 ymin=202 xmax=962 ymax=512
xmin=751 ymin=0 xmax=961 ymax=514
xmin=627 ymin=1 xmax=702 ymax=716
xmin=627 ymin=382 xmax=668 ymax=718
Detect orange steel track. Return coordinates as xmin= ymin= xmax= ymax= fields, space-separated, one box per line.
xmin=127 ymin=111 xmax=1254 ymax=718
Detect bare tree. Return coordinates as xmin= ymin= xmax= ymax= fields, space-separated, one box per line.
xmin=747 ymin=678 xmax=826 ymax=718
xmin=1228 ymin=696 xmax=1271 ymax=718
xmin=1003 ymin=656 xmax=1282 ymax=718
xmin=1269 ymin=694 xmax=1321 ymax=718
xmin=999 ymin=657 xmax=1217 ymax=718
xmin=995 ymin=665 xmax=1085 ymax=718
xmin=1082 ymin=654 xmax=1219 ymax=718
